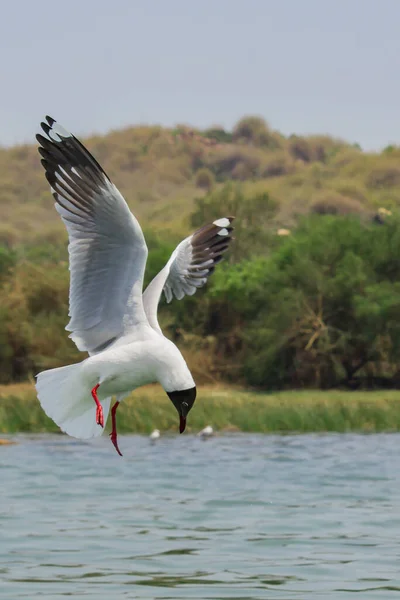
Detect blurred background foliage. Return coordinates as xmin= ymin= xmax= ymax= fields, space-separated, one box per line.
xmin=1 ymin=115 xmax=400 ymax=389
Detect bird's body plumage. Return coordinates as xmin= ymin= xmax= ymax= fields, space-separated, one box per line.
xmin=82 ymin=334 xmax=195 ymax=399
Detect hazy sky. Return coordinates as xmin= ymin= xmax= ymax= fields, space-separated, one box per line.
xmin=1 ymin=0 xmax=400 ymax=150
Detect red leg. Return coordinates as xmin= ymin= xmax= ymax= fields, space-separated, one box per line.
xmin=91 ymin=384 xmax=104 ymax=428
xmin=110 ymin=401 xmax=123 ymax=456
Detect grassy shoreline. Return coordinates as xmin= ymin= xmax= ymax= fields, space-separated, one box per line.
xmin=1 ymin=383 xmax=400 ymax=435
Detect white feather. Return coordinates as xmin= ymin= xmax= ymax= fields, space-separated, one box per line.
xmin=143 ymin=217 xmax=233 ymax=333
xmin=36 ymin=363 xmax=112 ymax=439
xmin=213 ymin=218 xmax=230 ymax=227
xmin=56 ymin=177 xmax=148 ymax=353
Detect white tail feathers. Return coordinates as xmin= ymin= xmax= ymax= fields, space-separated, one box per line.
xmin=35 ymin=362 xmax=111 ymax=439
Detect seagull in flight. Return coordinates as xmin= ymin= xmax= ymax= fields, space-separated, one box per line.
xmin=35 ymin=116 xmax=234 ymax=456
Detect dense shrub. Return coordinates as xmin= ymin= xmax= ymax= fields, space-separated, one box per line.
xmin=367 ymin=163 xmax=400 ymax=188
xmin=194 ymin=168 xmax=215 ymax=190
xmin=206 ymin=147 xmax=263 ymax=180
xmin=288 ymin=136 xmax=314 ymax=162
xmin=205 ymin=215 xmax=400 ymax=388
xmin=261 ymin=152 xmax=296 ymax=177
xmin=232 ymin=116 xmax=279 ymax=148
xmin=203 ymin=127 xmax=233 ymax=144
xmin=333 ymin=180 xmax=367 ymax=203
xmin=191 ymin=183 xmax=279 ymax=260
xmin=0 ymin=247 xmax=16 ymax=281
xmin=310 ymin=193 xmax=365 ymax=216
xmin=288 ymin=135 xmax=347 ymax=164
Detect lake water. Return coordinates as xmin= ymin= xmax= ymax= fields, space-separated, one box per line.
xmin=1 ymin=432 xmax=400 ymax=599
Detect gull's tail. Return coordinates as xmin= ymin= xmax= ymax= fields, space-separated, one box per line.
xmin=35 ymin=363 xmax=111 ymax=439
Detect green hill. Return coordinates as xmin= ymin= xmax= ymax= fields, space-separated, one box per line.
xmin=0 ymin=115 xmax=397 ymax=246
xmin=2 ymin=115 xmax=400 ymax=390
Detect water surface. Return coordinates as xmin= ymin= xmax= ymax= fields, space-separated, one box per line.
xmin=1 ymin=432 xmax=399 ymax=599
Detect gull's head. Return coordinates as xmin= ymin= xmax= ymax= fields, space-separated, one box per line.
xmin=156 ymin=339 xmax=197 ymax=433
xmin=166 ymin=387 xmax=197 ymax=434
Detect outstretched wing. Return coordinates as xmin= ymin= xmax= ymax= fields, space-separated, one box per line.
xmin=143 ymin=218 xmax=234 ymax=333
xmin=37 ymin=116 xmax=149 ymax=354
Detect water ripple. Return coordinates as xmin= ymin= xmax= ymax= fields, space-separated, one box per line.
xmin=1 ymin=432 xmax=400 ymax=599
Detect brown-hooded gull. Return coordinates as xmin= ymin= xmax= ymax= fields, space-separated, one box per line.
xmin=149 ymin=429 xmax=160 ymax=442
xmin=198 ymin=425 xmax=214 ymax=438
xmin=35 ymin=116 xmax=234 ymax=456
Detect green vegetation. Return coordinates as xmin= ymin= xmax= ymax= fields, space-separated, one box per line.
xmin=1 ymin=115 xmax=397 ymax=245
xmin=2 ymin=115 xmax=400 ymax=392
xmin=1 ymin=384 xmax=400 ymax=434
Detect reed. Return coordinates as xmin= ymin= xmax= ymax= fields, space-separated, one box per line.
xmin=1 ymin=384 xmax=400 ymax=435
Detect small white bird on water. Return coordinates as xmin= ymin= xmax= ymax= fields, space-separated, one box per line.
xmin=149 ymin=429 xmax=160 ymax=442
xmin=198 ymin=425 xmax=214 ymax=439
xmin=34 ymin=116 xmax=234 ymax=457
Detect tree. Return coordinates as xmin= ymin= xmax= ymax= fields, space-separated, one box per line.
xmin=232 ymin=116 xmax=278 ymax=148
xmin=207 ymin=215 xmax=400 ymax=389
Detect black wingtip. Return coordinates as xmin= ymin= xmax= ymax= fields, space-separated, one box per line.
xmin=36 ymin=133 xmax=45 ymax=145
xmin=41 ymin=122 xmax=51 ymax=136
xmin=213 ymin=255 xmax=224 ymax=265
xmin=45 ymin=115 xmax=55 ymax=126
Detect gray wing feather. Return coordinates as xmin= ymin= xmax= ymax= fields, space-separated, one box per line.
xmin=37 ymin=116 xmax=148 ymax=353
xmin=143 ymin=218 xmax=234 ymax=333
